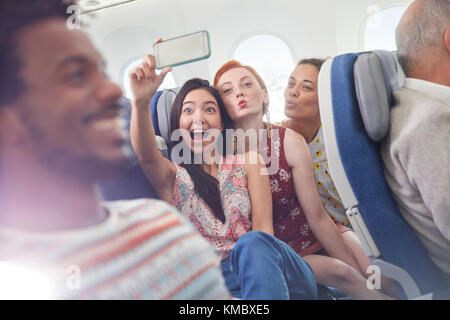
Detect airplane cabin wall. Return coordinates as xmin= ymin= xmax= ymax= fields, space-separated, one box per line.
xmin=82 ymin=0 xmax=412 ymax=93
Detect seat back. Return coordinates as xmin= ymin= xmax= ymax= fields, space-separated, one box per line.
xmin=317 ymin=50 xmax=445 ymax=298
xmin=155 ymin=88 xmax=180 ymax=145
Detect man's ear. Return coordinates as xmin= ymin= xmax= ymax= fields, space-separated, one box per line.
xmin=0 ymin=107 xmax=27 ymax=146
xmin=444 ymin=26 xmax=450 ymax=54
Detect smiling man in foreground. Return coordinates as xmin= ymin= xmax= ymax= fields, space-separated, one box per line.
xmin=0 ymin=0 xmax=230 ymax=299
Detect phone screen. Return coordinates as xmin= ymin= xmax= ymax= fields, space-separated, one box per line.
xmin=153 ymin=30 xmax=211 ymax=69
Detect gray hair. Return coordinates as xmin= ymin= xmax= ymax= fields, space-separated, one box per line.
xmin=396 ymin=0 xmax=450 ymax=75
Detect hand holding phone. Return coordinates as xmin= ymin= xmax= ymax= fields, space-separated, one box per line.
xmin=153 ymin=30 xmax=211 ymax=69
xmin=129 ymin=54 xmax=171 ymax=106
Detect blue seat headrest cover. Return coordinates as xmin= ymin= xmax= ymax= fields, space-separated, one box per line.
xmin=354 ymin=50 xmax=400 ymax=141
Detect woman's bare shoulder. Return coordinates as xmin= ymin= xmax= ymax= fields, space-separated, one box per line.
xmin=284 ymin=128 xmax=310 ymax=166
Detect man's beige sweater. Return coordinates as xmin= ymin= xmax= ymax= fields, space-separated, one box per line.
xmin=381 ymin=78 xmax=450 ymax=285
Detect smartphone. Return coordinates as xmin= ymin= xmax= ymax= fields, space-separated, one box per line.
xmin=153 ymin=30 xmax=211 ymax=69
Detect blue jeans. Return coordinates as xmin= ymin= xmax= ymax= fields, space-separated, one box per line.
xmin=221 ymin=231 xmax=317 ymax=300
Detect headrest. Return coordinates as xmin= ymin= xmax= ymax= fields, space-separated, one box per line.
xmin=354 ymin=50 xmax=400 ymax=141
xmin=117 ymin=96 xmax=138 ymax=165
xmin=151 ymin=90 xmax=164 ymax=136
xmin=156 ymin=88 xmax=180 ymax=143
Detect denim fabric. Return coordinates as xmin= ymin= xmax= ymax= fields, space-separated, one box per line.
xmin=220 ymin=231 xmax=318 ymax=300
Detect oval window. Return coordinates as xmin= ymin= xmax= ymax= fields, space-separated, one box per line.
xmin=363 ymin=5 xmax=408 ymax=51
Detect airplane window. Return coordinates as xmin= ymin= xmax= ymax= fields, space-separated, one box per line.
xmin=363 ymin=5 xmax=408 ymax=51
xmin=122 ymin=58 xmax=177 ymax=99
xmin=233 ymin=34 xmax=296 ymax=124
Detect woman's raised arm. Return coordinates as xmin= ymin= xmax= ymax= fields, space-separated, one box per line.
xmin=129 ymin=53 xmax=176 ymax=202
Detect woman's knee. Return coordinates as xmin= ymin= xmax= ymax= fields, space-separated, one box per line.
xmin=328 ymin=261 xmax=361 ymax=286
xmin=231 ymin=231 xmax=283 ymax=267
xmin=235 ymin=231 xmax=275 ymax=251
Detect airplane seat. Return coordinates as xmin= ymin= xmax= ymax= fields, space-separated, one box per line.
xmin=151 ymin=90 xmax=164 ymax=140
xmin=154 ymin=87 xmax=181 ymax=160
xmin=317 ymin=50 xmax=446 ymax=299
xmin=100 ymin=95 xmax=167 ymax=201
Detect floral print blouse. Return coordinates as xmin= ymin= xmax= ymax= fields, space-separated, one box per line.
xmin=170 ymin=155 xmax=251 ymax=260
xmin=308 ymin=127 xmax=350 ymax=227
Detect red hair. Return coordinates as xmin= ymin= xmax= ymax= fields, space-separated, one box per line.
xmin=213 ymin=60 xmax=267 ymax=91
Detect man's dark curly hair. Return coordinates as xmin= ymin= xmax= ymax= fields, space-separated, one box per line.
xmin=0 ymin=0 xmax=75 ymax=107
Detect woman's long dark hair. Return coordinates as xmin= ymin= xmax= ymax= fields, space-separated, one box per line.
xmin=169 ymin=78 xmax=234 ymax=223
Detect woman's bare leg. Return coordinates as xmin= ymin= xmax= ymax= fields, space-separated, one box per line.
xmin=303 ymin=254 xmax=394 ymax=300
xmin=341 ymin=231 xmax=398 ymax=298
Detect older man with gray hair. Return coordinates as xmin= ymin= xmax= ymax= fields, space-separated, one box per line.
xmin=381 ymin=0 xmax=450 ymax=287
